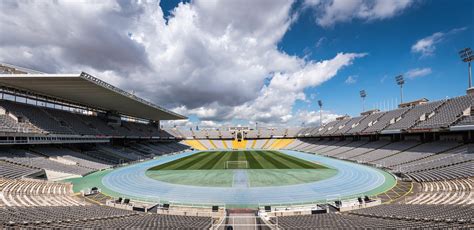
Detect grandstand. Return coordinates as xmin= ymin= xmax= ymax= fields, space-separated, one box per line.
xmin=0 ymin=63 xmax=472 ymax=229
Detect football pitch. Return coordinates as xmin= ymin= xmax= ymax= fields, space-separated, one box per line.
xmin=148 ymin=150 xmax=328 ymax=170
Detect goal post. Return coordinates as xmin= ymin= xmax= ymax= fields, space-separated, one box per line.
xmin=225 ymin=161 xmax=249 ymax=169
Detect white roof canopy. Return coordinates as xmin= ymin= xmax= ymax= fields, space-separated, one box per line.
xmin=0 ymin=72 xmax=186 ymax=121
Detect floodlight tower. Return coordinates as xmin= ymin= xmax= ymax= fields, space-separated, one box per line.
xmin=317 ymin=100 xmax=323 ymax=126
xmin=459 ymin=47 xmax=474 ymax=90
xmin=395 ymin=75 xmax=405 ymax=104
xmin=360 ymin=90 xmax=367 ymax=112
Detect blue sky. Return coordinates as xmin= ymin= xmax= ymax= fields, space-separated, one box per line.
xmin=159 ymin=0 xmax=473 ymax=125
xmin=285 ymin=0 xmax=472 ymax=118
xmin=1 ymin=0 xmax=472 ymax=128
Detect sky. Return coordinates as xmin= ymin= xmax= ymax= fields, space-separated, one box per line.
xmin=0 ymin=0 xmax=472 ymax=129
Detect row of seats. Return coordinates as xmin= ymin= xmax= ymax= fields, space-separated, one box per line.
xmin=270 ymin=205 xmax=474 ymax=229
xmin=297 ymin=94 xmax=473 ymax=137
xmin=0 ymin=177 xmax=87 ymax=207
xmin=406 ymin=178 xmax=473 ymax=205
xmin=0 ymin=149 xmax=94 ymax=176
xmin=0 ymin=100 xmax=176 ymax=138
xmin=286 ymin=139 xmax=473 ymax=182
xmin=0 ymin=206 xmax=213 ymax=229
xmin=0 ymin=160 xmax=42 ymax=179
xmin=0 ymin=142 xmax=188 ymax=178
xmin=348 ymin=203 xmax=473 ymax=223
xmin=164 ymin=127 xmax=295 ymax=139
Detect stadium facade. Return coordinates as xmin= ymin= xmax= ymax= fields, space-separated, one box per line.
xmin=0 ymin=63 xmax=472 ymax=229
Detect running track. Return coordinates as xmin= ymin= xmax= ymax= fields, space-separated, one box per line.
xmin=102 ymin=150 xmax=393 ymax=206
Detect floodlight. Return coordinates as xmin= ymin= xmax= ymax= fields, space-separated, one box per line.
xmin=395 ymin=75 xmax=404 ymax=103
xmin=459 ymin=47 xmax=473 ymax=89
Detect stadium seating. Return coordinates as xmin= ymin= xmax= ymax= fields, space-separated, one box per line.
xmin=414 ymin=95 xmax=474 ymax=130
xmin=0 ymin=206 xmax=213 ymax=229
xmin=370 ymin=141 xmax=460 ymax=167
xmin=362 ymin=107 xmax=410 ymax=133
xmin=405 ymin=178 xmax=473 ymax=205
xmin=384 ymin=101 xmax=444 ymax=131
xmin=0 ymin=177 xmax=86 ymax=207
xmin=0 ymin=160 xmax=42 ymax=179
xmin=271 ymin=208 xmax=470 ymax=229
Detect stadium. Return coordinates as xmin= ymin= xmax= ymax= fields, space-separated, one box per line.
xmin=0 ymin=1 xmax=473 ymax=229
xmin=0 ymin=59 xmax=473 ymax=228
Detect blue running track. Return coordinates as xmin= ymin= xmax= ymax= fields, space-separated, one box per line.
xmin=102 ymin=150 xmax=394 ymax=206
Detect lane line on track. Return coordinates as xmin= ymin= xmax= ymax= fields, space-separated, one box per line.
xmin=101 ymin=149 xmax=394 ymax=205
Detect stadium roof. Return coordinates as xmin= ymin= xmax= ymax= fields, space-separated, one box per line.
xmin=0 ymin=72 xmax=186 ymax=121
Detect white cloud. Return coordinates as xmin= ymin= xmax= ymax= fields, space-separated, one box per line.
xmin=405 ymin=67 xmax=432 ymax=79
xmin=304 ymin=0 xmax=413 ymax=27
xmin=345 ymin=75 xmax=358 ymax=84
xmin=0 ymin=0 xmax=365 ymax=127
xmin=296 ymin=109 xmax=341 ymax=126
xmin=316 ymin=37 xmax=326 ymax=48
xmin=411 ymin=27 xmax=467 ymax=57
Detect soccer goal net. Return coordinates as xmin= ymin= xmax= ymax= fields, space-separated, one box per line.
xmin=225 ymin=161 xmax=248 ymax=169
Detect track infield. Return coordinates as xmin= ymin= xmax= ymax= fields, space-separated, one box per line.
xmin=148 ymin=150 xmax=328 ymax=170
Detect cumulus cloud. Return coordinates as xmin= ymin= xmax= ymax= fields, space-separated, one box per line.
xmin=345 ymin=75 xmax=358 ymax=84
xmin=411 ymin=27 xmax=467 ymax=57
xmin=296 ymin=109 xmax=341 ymax=126
xmin=405 ymin=67 xmax=432 ymax=79
xmin=0 ymin=0 xmax=365 ymax=126
xmin=304 ymin=0 xmax=413 ymax=27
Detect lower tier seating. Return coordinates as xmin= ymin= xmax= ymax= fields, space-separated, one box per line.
xmin=405 ymin=178 xmax=473 ymax=205
xmin=0 ymin=177 xmax=87 ymax=207
xmin=0 ymin=206 xmax=212 ymax=229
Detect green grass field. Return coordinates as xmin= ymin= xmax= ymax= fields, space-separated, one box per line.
xmin=148 ymin=150 xmax=328 ymax=170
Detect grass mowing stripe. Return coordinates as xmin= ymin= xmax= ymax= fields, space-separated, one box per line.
xmin=250 ymin=151 xmax=275 ymax=169
xmin=199 ymin=151 xmax=226 ymax=169
xmin=263 ymin=151 xmax=308 ymax=169
xmin=189 ymin=152 xmax=222 ymax=169
xmin=212 ymin=152 xmax=232 ymax=169
xmin=259 ymin=151 xmax=291 ymax=169
xmin=229 ymin=151 xmax=239 ymax=162
xmin=269 ymin=151 xmax=323 ymax=169
xmin=244 ymin=151 xmax=263 ymax=169
xmin=174 ymin=152 xmax=216 ymax=170
xmin=272 ymin=151 xmax=327 ymax=169
xmin=238 ymin=151 xmax=246 ymax=162
xmin=149 ymin=151 xmax=208 ymax=170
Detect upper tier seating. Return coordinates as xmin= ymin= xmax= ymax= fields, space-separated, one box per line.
xmin=324 ymin=118 xmax=352 ymax=135
xmin=363 ymin=107 xmax=410 ymax=133
xmin=346 ymin=112 xmax=385 ymax=134
xmin=414 ymin=95 xmax=474 ymax=129
xmin=385 ymin=101 xmax=444 ymax=131
xmin=0 ymin=101 xmax=74 ymax=134
xmin=0 ymin=114 xmax=40 ymax=133
xmin=332 ymin=116 xmax=365 ymax=135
